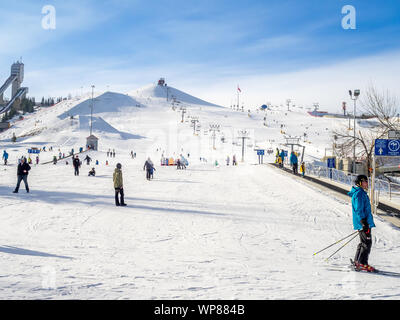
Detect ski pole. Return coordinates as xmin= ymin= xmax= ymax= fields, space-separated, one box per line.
xmin=313 ymin=230 xmax=359 ymax=256
xmin=325 ymin=232 xmax=360 ymax=261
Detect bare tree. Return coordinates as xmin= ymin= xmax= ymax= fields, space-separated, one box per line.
xmin=332 ymin=85 xmax=399 ymax=175
xmin=361 ymin=84 xmax=399 ymax=130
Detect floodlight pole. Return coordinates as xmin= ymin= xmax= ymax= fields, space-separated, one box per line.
xmin=349 ymin=89 xmax=360 ymax=174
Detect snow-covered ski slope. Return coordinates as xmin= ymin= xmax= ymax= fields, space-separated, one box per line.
xmin=0 ymin=84 xmax=399 ymax=299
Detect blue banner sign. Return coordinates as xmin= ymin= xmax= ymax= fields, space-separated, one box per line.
xmin=375 ymin=139 xmax=400 ymax=156
xmin=256 ymin=149 xmax=265 ymax=156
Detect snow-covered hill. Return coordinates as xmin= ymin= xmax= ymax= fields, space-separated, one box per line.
xmin=0 ymin=83 xmax=398 ymax=300
xmin=130 ymin=83 xmax=222 ymax=108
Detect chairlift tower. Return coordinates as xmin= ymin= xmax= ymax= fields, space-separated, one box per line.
xmin=283 ymin=135 xmax=306 ymax=163
xmin=179 ymin=106 xmax=186 ymax=123
xmin=191 ymin=116 xmax=199 ymax=135
xmin=209 ymin=124 xmax=220 ymax=150
xmin=238 ymin=129 xmax=250 ymax=162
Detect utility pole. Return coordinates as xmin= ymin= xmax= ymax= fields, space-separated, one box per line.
xmin=238 ymin=130 xmax=250 ymax=162
xmin=90 ymin=85 xmax=95 ymax=136
xmin=209 ymin=124 xmax=220 ymax=150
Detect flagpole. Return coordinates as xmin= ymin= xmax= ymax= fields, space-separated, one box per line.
xmin=237 ymin=85 xmax=240 ymax=110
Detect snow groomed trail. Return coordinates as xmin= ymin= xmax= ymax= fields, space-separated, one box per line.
xmin=1 ymin=153 xmax=400 ymax=300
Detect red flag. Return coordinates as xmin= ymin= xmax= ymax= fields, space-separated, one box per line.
xmin=237 ymin=85 xmax=241 ymax=93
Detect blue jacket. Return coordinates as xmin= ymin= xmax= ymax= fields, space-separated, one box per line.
xmin=348 ymin=186 xmax=376 ymax=230
xmin=290 ymin=153 xmax=298 ymax=165
xmin=280 ymin=151 xmax=285 ymax=161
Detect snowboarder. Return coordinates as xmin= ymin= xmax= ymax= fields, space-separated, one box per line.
xmin=2 ymin=150 xmax=9 ymax=165
xmin=226 ymin=156 xmax=230 ymax=166
xmin=143 ymin=157 xmax=155 ymax=180
xmin=113 ymin=163 xmax=126 ymax=206
xmin=232 ymin=155 xmax=237 ymax=166
xmin=112 ymin=149 xmax=115 ymax=158
xmin=88 ymin=167 xmax=96 ymax=176
xmin=73 ymin=155 xmax=81 ymax=176
xmin=13 ymin=157 xmax=31 ymax=193
xmin=348 ymin=174 xmax=376 ymax=272
xmin=36 ymin=155 xmax=39 ymax=165
xmin=290 ymin=151 xmax=298 ymax=174
xmin=53 ymin=156 xmax=57 ymax=165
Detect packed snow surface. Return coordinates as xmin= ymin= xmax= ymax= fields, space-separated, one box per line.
xmin=0 ymin=85 xmax=399 ymax=299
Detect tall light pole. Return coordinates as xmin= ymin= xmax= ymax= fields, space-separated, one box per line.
xmin=349 ymin=89 xmax=360 ymax=174
xmin=90 ymin=85 xmax=95 ymax=136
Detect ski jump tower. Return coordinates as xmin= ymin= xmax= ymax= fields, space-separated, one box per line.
xmin=0 ymin=61 xmax=29 ymax=115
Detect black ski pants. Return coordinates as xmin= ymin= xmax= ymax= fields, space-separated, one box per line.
xmin=355 ymin=229 xmax=372 ymax=265
xmin=15 ymin=175 xmax=29 ymax=192
xmin=115 ymin=188 xmax=125 ymax=206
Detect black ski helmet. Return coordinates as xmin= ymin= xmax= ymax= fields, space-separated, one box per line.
xmin=116 ymin=163 xmax=122 ymax=169
xmin=355 ymin=174 xmax=368 ymax=186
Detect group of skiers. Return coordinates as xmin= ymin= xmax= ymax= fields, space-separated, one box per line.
xmin=107 ymin=149 xmax=116 ymax=158
xmin=225 ymin=155 xmax=237 ymax=166
xmin=275 ymin=148 xmax=305 ymax=177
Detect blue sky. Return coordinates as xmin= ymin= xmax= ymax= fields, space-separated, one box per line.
xmin=0 ymin=0 xmax=400 ymax=109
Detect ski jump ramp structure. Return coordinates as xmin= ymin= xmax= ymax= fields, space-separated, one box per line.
xmin=0 ymin=61 xmax=29 ymax=115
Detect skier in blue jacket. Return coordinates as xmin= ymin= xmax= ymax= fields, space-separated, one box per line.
xmin=348 ymin=174 xmax=376 ymax=271
xmin=2 ymin=150 xmax=9 ymax=165
xmin=289 ymin=151 xmax=298 ymax=174
xmin=279 ymin=150 xmax=286 ymax=168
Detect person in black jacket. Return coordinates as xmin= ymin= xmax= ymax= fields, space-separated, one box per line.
xmin=73 ymin=155 xmax=81 ymax=176
xmin=13 ymin=157 xmax=31 ymax=193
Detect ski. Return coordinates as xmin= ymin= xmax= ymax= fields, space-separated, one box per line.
xmin=349 ymin=259 xmax=400 ymax=278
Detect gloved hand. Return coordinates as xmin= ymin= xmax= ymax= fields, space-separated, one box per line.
xmin=361 ymin=218 xmax=370 ymax=233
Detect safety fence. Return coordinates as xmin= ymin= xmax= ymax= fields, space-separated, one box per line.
xmin=304 ymin=162 xmax=400 ymax=205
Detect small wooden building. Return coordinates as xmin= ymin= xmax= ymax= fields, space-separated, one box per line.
xmin=86 ymin=134 xmax=99 ymax=151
